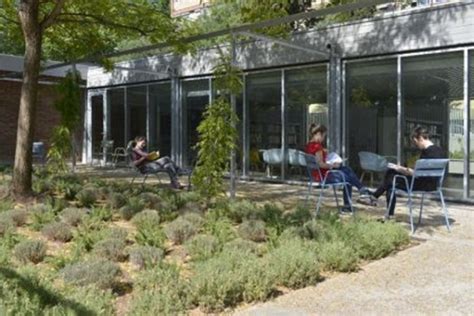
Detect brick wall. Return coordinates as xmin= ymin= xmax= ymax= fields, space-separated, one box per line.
xmin=0 ymin=78 xmax=84 ymax=164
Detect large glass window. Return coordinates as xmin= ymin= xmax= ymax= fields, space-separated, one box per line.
xmin=402 ymin=52 xmax=464 ymax=197
xmin=128 ymin=86 xmax=147 ymax=141
xmin=286 ymin=66 xmax=327 ymax=180
xmin=108 ymin=88 xmax=125 ymax=148
xmin=346 ymin=59 xmax=398 ymax=180
xmin=182 ymin=79 xmax=210 ymax=166
xmin=150 ymin=83 xmax=172 ymax=157
xmin=470 ymin=51 xmax=474 ymax=198
xmin=246 ymin=71 xmax=282 ymax=178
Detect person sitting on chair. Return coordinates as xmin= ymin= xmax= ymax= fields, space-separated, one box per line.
xmin=131 ymin=136 xmax=185 ymax=189
xmin=366 ymin=126 xmax=445 ymax=220
xmin=305 ymin=124 xmax=370 ymax=213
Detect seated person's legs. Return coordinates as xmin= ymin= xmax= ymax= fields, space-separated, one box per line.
xmin=385 ymin=175 xmax=411 ymax=217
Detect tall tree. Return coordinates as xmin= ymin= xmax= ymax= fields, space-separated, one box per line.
xmin=0 ymin=0 xmax=177 ymax=199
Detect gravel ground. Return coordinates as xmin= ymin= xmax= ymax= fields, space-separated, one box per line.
xmin=234 ymin=184 xmax=474 ymax=316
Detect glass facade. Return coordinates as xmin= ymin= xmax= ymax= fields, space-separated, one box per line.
xmin=108 ymin=88 xmax=126 ymax=148
xmin=402 ymin=53 xmax=464 ymax=197
xmin=286 ymin=66 xmax=328 ymax=180
xmin=182 ymin=79 xmax=210 ymax=166
xmin=246 ymin=71 xmax=282 ymax=178
xmin=149 ymin=83 xmax=172 ymax=157
xmin=87 ymin=48 xmax=474 ymax=201
xmin=470 ymin=51 xmax=474 ymax=198
xmin=346 ymin=60 xmax=398 ymax=179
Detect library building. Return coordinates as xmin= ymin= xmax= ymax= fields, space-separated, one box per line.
xmin=84 ymin=1 xmax=474 ymax=200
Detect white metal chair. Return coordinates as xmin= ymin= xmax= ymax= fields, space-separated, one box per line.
xmin=358 ymin=151 xmax=388 ymax=186
xmin=304 ymin=153 xmax=354 ymax=216
xmin=387 ymin=158 xmax=450 ymax=234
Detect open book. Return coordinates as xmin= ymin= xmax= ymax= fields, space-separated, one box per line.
xmin=387 ymin=162 xmax=404 ymax=171
xmin=147 ymin=151 xmax=160 ymax=161
xmin=326 ymin=152 xmax=344 ymax=165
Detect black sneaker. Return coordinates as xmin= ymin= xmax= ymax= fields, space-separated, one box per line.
xmin=340 ymin=206 xmax=354 ymax=214
xmin=357 ymin=195 xmax=378 ymax=207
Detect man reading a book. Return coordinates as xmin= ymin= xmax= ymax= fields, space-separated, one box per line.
xmin=131 ymin=136 xmax=185 ymax=189
xmin=366 ymin=126 xmax=445 ymax=219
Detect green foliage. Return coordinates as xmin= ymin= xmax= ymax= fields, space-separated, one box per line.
xmin=227 ymin=199 xmax=260 ymax=223
xmin=130 ymin=264 xmax=192 ymax=315
xmin=44 ymin=196 xmax=68 ymax=214
xmin=128 ymin=245 xmax=164 ymax=270
xmin=41 ymin=222 xmax=73 ymax=242
xmin=223 ymin=238 xmax=262 ymax=256
xmin=32 ymin=178 xmax=53 ymax=194
xmin=203 ymin=212 xmax=237 ymax=244
xmin=181 ymin=212 xmax=205 ymax=228
xmin=14 ymin=240 xmax=47 ymax=264
xmin=192 ymin=97 xmax=238 ymax=201
xmin=212 ymin=55 xmax=243 ymax=95
xmin=93 ymin=238 xmax=127 ymax=262
xmin=135 ymin=225 xmax=166 ymax=249
xmin=47 ymin=125 xmax=73 ymax=173
xmin=61 ymin=259 xmax=122 ymax=289
xmin=132 ymin=209 xmax=161 ymax=228
xmin=185 ymin=234 xmax=220 ymax=261
xmin=107 ymin=192 xmax=127 ymax=209
xmin=139 ymin=192 xmax=161 ymax=209
xmin=29 ymin=204 xmax=56 ymax=231
xmin=90 ymin=206 xmax=113 ymax=222
xmin=2 ymin=209 xmax=28 ymax=226
xmin=0 ymin=198 xmax=13 ymax=213
xmin=76 ymin=188 xmax=98 ymax=208
xmin=238 ymin=220 xmax=267 ymax=242
xmin=72 ymin=220 xmax=108 ymax=253
xmin=164 ymin=218 xmax=199 ymax=245
xmin=120 ymin=197 xmax=145 ymax=220
xmin=60 ymin=207 xmax=87 ymax=227
xmin=317 ymin=241 xmax=359 ymax=272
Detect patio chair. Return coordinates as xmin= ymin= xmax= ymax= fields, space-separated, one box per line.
xmin=358 ymin=151 xmax=388 ymax=187
xmin=111 ymin=146 xmax=128 ymax=168
xmin=32 ymin=142 xmax=46 ymax=165
xmin=387 ymin=158 xmax=450 ymax=234
xmin=304 ymin=153 xmax=354 ymax=217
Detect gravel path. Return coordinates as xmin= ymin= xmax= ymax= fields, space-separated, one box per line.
xmin=234 ymin=184 xmax=474 ymax=316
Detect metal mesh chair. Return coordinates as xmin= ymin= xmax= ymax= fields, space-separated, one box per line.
xmin=304 ymin=153 xmax=354 ymax=216
xmin=358 ymin=151 xmax=388 ymax=186
xmin=387 ymin=158 xmax=450 ymax=234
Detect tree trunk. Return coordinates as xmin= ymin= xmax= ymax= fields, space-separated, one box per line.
xmin=12 ymin=0 xmax=42 ymax=199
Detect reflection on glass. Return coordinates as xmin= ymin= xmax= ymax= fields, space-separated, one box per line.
xmin=470 ymin=51 xmax=474 ymax=198
xmin=346 ymin=60 xmax=397 ymax=182
xmin=91 ymin=95 xmax=104 ymax=156
xmin=182 ymin=79 xmax=210 ymax=166
xmin=402 ymin=52 xmax=464 ymax=196
xmin=128 ymin=86 xmax=147 ymax=141
xmin=247 ymin=72 xmax=281 ymax=178
xmin=108 ymin=88 xmax=125 ymax=148
xmin=286 ymin=66 xmax=327 ymax=180
xmin=150 ymin=83 xmax=172 ymax=157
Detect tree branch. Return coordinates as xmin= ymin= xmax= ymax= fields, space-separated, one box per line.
xmin=40 ymin=0 xmax=66 ymax=30
xmin=55 ymin=12 xmax=157 ymax=35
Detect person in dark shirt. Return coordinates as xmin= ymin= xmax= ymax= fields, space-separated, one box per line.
xmin=131 ymin=136 xmax=185 ymax=189
xmin=365 ymin=126 xmax=445 ymax=219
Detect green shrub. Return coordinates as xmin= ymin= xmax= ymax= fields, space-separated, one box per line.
xmin=32 ymin=178 xmax=53 ymax=194
xmin=128 ymin=245 xmax=164 ymax=269
xmin=164 ymin=218 xmax=198 ymax=245
xmin=41 ymin=222 xmax=73 ymax=242
xmin=203 ymin=212 xmax=237 ymax=243
xmin=130 ymin=264 xmax=191 ymax=315
xmin=72 ymin=220 xmax=107 ymax=252
xmin=135 ymin=225 xmax=166 ymax=248
xmin=317 ymin=241 xmax=359 ymax=272
xmin=44 ymin=196 xmax=68 ymax=214
xmin=190 ymin=250 xmax=274 ymax=312
xmin=93 ymin=238 xmax=127 ymax=262
xmin=264 ymin=238 xmax=320 ymax=289
xmin=103 ymin=226 xmax=128 ymax=241
xmin=14 ymin=240 xmax=47 ymax=264
xmin=185 ymin=234 xmax=219 ymax=261
xmin=90 ymin=206 xmax=113 ymax=222
xmin=76 ymin=188 xmax=97 ymax=207
xmin=60 ymin=207 xmax=87 ymax=226
xmin=29 ymin=204 xmax=55 ymax=231
xmin=139 ymin=192 xmax=160 ymax=208
xmin=298 ymin=219 xmax=321 ymax=240
xmin=344 ymin=219 xmax=410 ymax=260
xmin=119 ymin=197 xmax=145 ymax=220
xmin=181 ymin=212 xmax=204 ymax=228
xmin=97 ymin=186 xmax=112 ymax=200
xmin=284 ymin=204 xmax=313 ymax=226
xmin=61 ymin=259 xmax=121 ymax=289
xmin=107 ymin=192 xmax=127 ymax=209
xmin=0 ymin=216 xmax=19 ymax=235
xmin=227 ymin=200 xmax=260 ymax=223
xmin=2 ymin=209 xmax=28 ymax=226
xmin=238 ymin=220 xmax=266 ymax=242
xmin=132 ymin=209 xmax=161 ymax=228
xmin=0 ymin=198 xmax=13 ymax=212
xmin=223 ymin=238 xmax=261 ymax=256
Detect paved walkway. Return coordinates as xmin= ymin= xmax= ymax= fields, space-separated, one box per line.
xmin=234 ymin=182 xmax=474 ymax=316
